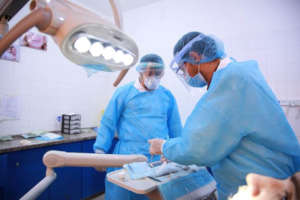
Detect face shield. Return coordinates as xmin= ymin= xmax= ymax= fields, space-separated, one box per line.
xmin=137 ymin=62 xmax=164 ymax=90
xmin=170 ymin=34 xmax=225 ymax=91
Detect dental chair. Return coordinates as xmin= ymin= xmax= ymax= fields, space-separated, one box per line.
xmin=20 ymin=150 xmax=147 ymax=200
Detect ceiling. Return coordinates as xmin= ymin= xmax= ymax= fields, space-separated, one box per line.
xmin=71 ymin=0 xmax=162 ymax=18
xmin=0 ymin=0 xmax=29 ymax=21
xmin=0 ymin=0 xmax=162 ymax=21
xmin=73 ymin=0 xmax=161 ymax=15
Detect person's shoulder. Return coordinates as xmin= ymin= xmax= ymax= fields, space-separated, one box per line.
xmin=213 ymin=60 xmax=260 ymax=91
xmin=225 ymin=60 xmax=259 ymax=80
xmin=157 ymin=85 xmax=176 ymax=98
xmin=236 ymin=60 xmax=259 ymax=70
xmin=157 ymin=85 xmax=169 ymax=93
xmin=117 ymin=82 xmax=134 ymax=90
xmin=113 ymin=82 xmax=134 ymax=97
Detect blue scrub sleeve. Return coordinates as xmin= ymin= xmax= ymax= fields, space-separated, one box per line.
xmin=163 ymin=106 xmax=245 ymax=166
xmin=167 ymin=93 xmax=182 ymax=138
xmin=293 ymin=156 xmax=300 ymax=172
xmin=163 ymin=68 xmax=249 ymax=166
xmin=93 ymin=89 xmax=124 ymax=152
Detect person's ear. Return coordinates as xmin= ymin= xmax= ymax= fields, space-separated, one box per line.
xmin=189 ymin=51 xmax=201 ymax=62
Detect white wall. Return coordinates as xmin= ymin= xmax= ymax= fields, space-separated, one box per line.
xmin=121 ymin=0 xmax=300 ymax=135
xmin=0 ymin=0 xmax=300 ymax=137
xmin=0 ymin=2 xmax=120 ymax=135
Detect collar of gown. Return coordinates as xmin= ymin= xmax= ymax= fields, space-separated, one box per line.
xmin=217 ymin=57 xmax=233 ymax=71
xmin=134 ymin=78 xmax=147 ymax=92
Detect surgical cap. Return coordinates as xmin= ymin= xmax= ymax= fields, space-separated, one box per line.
xmin=136 ymin=54 xmax=165 ymax=72
xmin=173 ymin=32 xmax=226 ymax=64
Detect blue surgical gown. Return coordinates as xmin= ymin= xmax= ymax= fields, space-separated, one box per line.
xmin=94 ymin=82 xmax=182 ymax=200
xmin=162 ymin=60 xmax=300 ymax=200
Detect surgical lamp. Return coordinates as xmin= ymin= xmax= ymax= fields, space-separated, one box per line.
xmin=0 ymin=0 xmax=138 ymax=84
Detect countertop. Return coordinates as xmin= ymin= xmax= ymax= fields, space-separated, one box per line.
xmin=0 ymin=128 xmax=97 ymax=154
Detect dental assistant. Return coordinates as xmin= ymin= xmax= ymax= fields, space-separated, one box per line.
xmin=94 ymin=54 xmax=182 ymax=200
xmin=149 ymin=32 xmax=300 ymax=200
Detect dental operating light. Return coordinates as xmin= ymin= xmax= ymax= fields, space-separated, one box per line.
xmin=113 ymin=50 xmax=124 ymax=63
xmin=73 ymin=36 xmax=91 ymax=53
xmin=123 ymin=53 xmax=134 ymax=66
xmin=103 ymin=45 xmax=116 ymax=60
xmin=0 ymin=0 xmax=139 ymax=73
xmin=89 ymin=42 xmax=104 ymax=57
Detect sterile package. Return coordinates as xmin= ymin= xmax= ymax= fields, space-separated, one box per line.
xmin=124 ymin=162 xmax=154 ymax=179
xmin=0 ymin=135 xmax=13 ymax=141
xmin=124 ymin=161 xmax=186 ymax=180
xmin=35 ymin=132 xmax=63 ymax=141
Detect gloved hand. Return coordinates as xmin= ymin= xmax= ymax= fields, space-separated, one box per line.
xmin=148 ymin=138 xmax=165 ymax=155
xmin=160 ymin=155 xmax=168 ymax=163
xmin=94 ymin=149 xmax=106 ymax=172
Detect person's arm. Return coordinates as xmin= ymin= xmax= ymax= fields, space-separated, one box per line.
xmin=93 ymin=88 xmax=124 ymax=153
xmin=163 ymin=67 xmax=249 ymax=166
xmin=163 ymin=103 xmax=245 ymax=166
xmin=167 ymin=92 xmax=182 ymax=138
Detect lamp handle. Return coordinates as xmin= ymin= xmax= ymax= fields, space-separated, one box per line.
xmin=109 ymin=0 xmax=123 ymax=29
xmin=109 ymin=0 xmax=130 ymax=87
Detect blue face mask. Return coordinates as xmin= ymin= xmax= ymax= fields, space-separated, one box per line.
xmin=184 ymin=72 xmax=207 ymax=88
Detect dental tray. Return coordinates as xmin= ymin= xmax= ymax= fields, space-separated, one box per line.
xmin=107 ymin=162 xmax=202 ymax=194
xmin=107 ymin=169 xmax=157 ymax=194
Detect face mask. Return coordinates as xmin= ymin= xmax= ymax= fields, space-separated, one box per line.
xmin=144 ymin=76 xmax=160 ymax=90
xmin=184 ymin=72 xmax=207 ymax=88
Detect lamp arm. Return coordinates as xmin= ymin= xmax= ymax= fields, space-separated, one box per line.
xmin=43 ymin=150 xmax=147 ymax=168
xmin=109 ymin=0 xmax=130 ymax=87
xmin=0 ymin=7 xmax=51 ymax=56
xmin=109 ymin=0 xmax=123 ymax=30
xmin=113 ymin=69 xmax=130 ymax=86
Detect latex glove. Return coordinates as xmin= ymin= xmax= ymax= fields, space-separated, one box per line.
xmin=154 ymin=162 xmax=182 ymax=177
xmin=160 ymin=155 xmax=168 ymax=163
xmin=94 ymin=149 xmax=106 ymax=172
xmin=148 ymin=138 xmax=165 ymax=155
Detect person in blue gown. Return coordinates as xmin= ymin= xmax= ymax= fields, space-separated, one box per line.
xmin=94 ymin=53 xmax=182 ymax=200
xmin=148 ymin=32 xmax=300 ymax=200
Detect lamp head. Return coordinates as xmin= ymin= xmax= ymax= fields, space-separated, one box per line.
xmin=31 ymin=0 xmax=139 ymax=72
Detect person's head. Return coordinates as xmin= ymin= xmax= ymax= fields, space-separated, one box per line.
xmin=171 ymin=31 xmax=225 ymax=88
xmin=230 ymin=173 xmax=300 ymax=200
xmin=136 ymin=54 xmax=165 ymax=91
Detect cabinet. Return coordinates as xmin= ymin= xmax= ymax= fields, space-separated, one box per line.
xmin=82 ymin=140 xmax=106 ymax=198
xmin=0 ymin=139 xmax=107 ymax=200
xmin=0 ymin=155 xmax=7 ymax=200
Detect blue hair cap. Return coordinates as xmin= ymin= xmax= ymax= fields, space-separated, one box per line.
xmin=173 ymin=32 xmax=225 ymax=64
xmin=136 ymin=54 xmax=164 ymax=72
